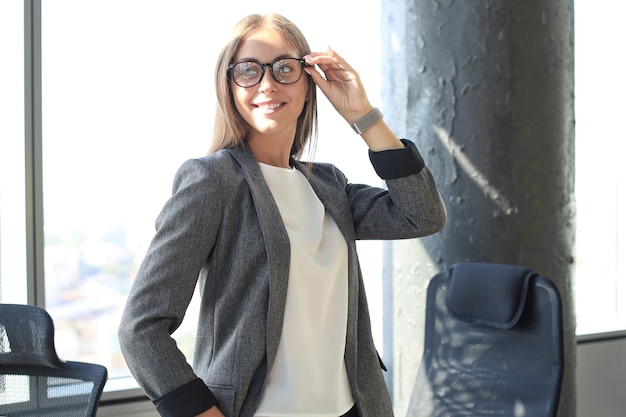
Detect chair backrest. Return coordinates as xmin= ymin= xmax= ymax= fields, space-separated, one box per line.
xmin=0 ymin=304 xmax=108 ymax=417
xmin=407 ymin=262 xmax=564 ymax=417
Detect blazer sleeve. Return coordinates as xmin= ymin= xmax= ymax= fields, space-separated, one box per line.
xmin=349 ymin=139 xmax=447 ymax=240
xmin=118 ymin=158 xmax=222 ymax=417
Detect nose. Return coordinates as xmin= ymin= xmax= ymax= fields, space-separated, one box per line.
xmin=258 ymin=65 xmax=278 ymax=91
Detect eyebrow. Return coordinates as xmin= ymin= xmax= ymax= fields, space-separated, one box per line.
xmin=234 ymin=54 xmax=299 ymax=63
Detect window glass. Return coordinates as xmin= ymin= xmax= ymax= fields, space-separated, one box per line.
xmin=574 ymin=0 xmax=626 ymax=335
xmin=0 ymin=0 xmax=27 ymax=304
xmin=41 ymin=0 xmax=381 ymax=390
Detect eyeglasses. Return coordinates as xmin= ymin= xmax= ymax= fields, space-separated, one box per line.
xmin=228 ymin=58 xmax=307 ymax=88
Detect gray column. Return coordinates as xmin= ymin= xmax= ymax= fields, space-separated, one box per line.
xmin=381 ymin=1 xmax=576 ymax=416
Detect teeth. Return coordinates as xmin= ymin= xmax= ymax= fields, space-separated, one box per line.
xmin=258 ymin=103 xmax=281 ymax=110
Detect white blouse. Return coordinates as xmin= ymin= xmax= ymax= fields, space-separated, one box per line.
xmin=255 ymin=163 xmax=354 ymax=417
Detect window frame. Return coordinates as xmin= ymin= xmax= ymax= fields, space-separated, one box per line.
xmin=24 ymin=0 xmax=45 ymax=308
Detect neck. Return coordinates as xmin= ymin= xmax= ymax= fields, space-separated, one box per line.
xmin=247 ymin=133 xmax=294 ymax=168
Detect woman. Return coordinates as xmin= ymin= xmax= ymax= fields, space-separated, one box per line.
xmin=118 ymin=13 xmax=446 ymax=417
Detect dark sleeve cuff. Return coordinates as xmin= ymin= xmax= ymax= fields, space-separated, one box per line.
xmin=153 ymin=378 xmax=218 ymax=417
xmin=368 ymin=139 xmax=426 ymax=179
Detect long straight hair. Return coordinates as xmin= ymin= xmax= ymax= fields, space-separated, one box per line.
xmin=209 ymin=14 xmax=318 ymax=159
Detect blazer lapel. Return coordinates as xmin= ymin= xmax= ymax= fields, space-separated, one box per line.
xmin=227 ymin=147 xmax=290 ymax=373
xmin=292 ymin=160 xmax=355 ymax=242
xmin=292 ymin=160 xmax=360 ymax=379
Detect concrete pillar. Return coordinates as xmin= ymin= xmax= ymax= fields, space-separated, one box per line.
xmin=381 ymin=1 xmax=576 ymax=416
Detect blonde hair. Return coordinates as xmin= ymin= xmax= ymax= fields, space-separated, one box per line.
xmin=209 ymin=13 xmax=318 ymax=158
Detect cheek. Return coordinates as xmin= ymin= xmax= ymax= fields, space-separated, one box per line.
xmin=291 ymin=79 xmax=308 ymax=106
xmin=298 ymin=84 xmax=311 ymax=112
xmin=229 ymin=78 xmax=248 ymax=103
xmin=230 ymin=85 xmax=245 ymax=109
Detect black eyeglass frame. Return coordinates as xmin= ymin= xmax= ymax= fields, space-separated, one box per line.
xmin=228 ymin=58 xmax=308 ymax=88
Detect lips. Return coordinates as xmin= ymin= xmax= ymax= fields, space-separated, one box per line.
xmin=254 ymin=102 xmax=283 ymax=111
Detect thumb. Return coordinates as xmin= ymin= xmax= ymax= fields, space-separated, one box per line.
xmin=305 ymin=65 xmax=329 ymax=94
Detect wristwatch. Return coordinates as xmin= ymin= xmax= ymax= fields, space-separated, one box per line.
xmin=351 ymin=107 xmax=383 ymax=135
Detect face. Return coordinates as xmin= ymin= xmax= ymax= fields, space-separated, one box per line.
xmin=230 ymin=28 xmax=309 ymax=146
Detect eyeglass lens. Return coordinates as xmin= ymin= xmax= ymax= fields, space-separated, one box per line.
xmin=231 ymin=58 xmax=303 ymax=87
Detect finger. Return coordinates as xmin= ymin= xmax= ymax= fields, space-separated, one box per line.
xmin=324 ymin=46 xmax=355 ymax=71
xmin=306 ymin=67 xmax=344 ymax=109
xmin=306 ymin=56 xmax=351 ymax=73
xmin=305 ymin=60 xmax=356 ymax=85
xmin=304 ymin=55 xmax=335 ymax=70
xmin=304 ymin=65 xmax=329 ymax=92
xmin=305 ymin=47 xmax=351 ymax=68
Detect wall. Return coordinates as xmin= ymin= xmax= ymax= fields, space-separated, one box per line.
xmin=576 ymin=336 xmax=626 ymax=416
xmin=98 ymin=397 xmax=158 ymax=417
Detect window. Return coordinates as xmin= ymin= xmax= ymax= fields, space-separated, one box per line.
xmin=574 ymin=0 xmax=626 ymax=336
xmin=0 ymin=0 xmax=27 ymax=305
xmin=36 ymin=0 xmax=382 ymax=394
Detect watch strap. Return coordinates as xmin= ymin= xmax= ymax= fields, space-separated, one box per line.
xmin=351 ymin=108 xmax=383 ymax=134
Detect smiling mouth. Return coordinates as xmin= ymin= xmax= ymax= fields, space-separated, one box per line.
xmin=255 ymin=102 xmax=283 ymax=111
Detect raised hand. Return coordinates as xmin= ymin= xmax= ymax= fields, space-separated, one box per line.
xmin=303 ymin=47 xmax=375 ymax=125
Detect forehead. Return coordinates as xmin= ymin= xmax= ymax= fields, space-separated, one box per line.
xmin=234 ymin=28 xmax=298 ymax=61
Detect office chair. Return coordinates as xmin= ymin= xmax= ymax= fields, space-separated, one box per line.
xmin=0 ymin=303 xmax=108 ymax=417
xmin=407 ymin=262 xmax=564 ymax=417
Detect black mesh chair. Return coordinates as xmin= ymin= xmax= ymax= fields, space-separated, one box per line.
xmin=407 ymin=262 xmax=564 ymax=417
xmin=0 ymin=304 xmax=108 ymax=417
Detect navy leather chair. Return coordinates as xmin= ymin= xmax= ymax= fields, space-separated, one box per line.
xmin=0 ymin=303 xmax=107 ymax=417
xmin=407 ymin=262 xmax=564 ymax=417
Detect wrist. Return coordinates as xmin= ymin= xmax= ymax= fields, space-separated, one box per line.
xmin=350 ymin=107 xmax=383 ymax=135
xmin=196 ymin=406 xmax=224 ymax=417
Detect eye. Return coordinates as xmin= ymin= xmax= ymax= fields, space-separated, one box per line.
xmin=274 ymin=60 xmax=296 ymax=75
xmin=236 ymin=62 xmax=260 ymax=78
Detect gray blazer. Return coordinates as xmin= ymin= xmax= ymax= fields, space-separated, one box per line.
xmin=118 ymin=142 xmax=446 ymax=417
